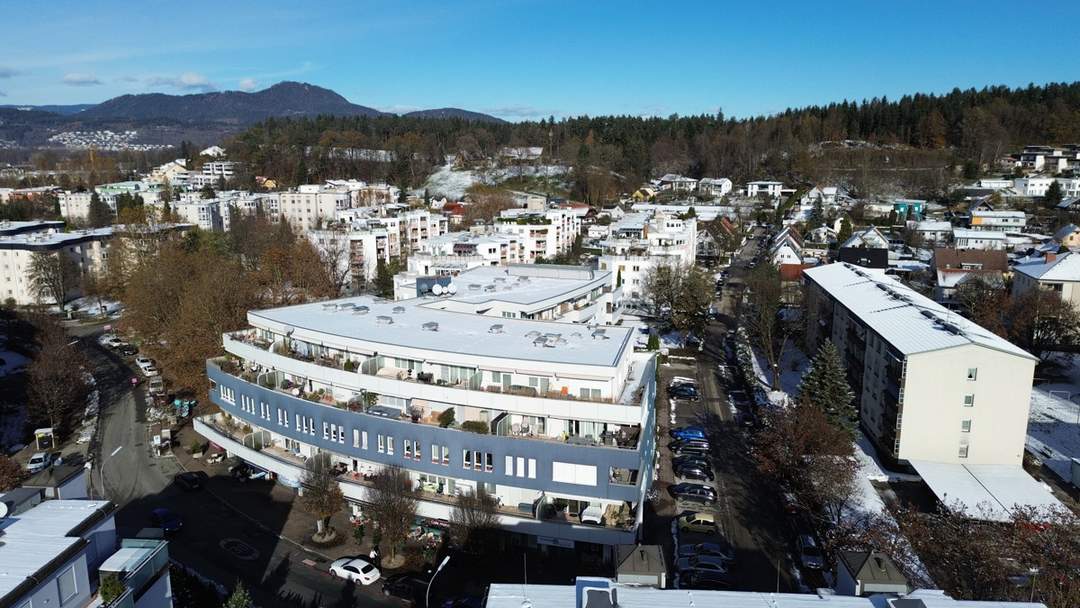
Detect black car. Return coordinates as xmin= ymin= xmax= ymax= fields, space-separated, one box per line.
xmin=381 ymin=573 xmax=430 ymax=602
xmin=119 ymin=344 xmax=138 ymax=356
xmin=673 ymin=454 xmax=711 ymax=470
xmin=683 ymin=569 xmax=733 ymax=589
xmin=671 ymin=438 xmax=710 ymax=452
xmin=669 ymin=482 xmax=717 ymax=503
xmin=672 ymin=444 xmax=711 ymax=458
xmin=174 ymin=471 xmax=204 ymax=491
xmin=670 ymin=385 xmax=700 ymax=399
xmin=675 ymin=464 xmax=714 ymax=483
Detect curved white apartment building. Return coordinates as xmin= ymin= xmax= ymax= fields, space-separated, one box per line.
xmin=197 ymin=264 xmax=656 ymax=558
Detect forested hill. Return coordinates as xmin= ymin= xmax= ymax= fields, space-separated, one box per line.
xmin=225 ymin=81 xmax=1080 ymax=193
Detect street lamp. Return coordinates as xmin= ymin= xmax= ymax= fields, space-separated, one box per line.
xmin=426 ymin=555 xmax=451 ymax=608
xmin=99 ymin=445 xmax=123 ymax=500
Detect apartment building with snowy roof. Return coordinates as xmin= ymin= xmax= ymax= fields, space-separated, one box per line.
xmin=197 ymin=263 xmax=652 ymax=559
xmin=803 ymin=262 xmax=1061 ymax=520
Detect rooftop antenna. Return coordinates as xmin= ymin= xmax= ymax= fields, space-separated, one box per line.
xmin=520 ymin=553 xmax=531 ymax=608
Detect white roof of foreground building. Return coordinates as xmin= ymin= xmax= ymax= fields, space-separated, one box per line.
xmin=909 ymin=460 xmax=1064 ymax=521
xmin=0 ymin=500 xmax=114 ymax=600
xmin=804 ymin=263 xmax=1036 ymax=360
xmin=250 ymin=294 xmax=632 ymax=367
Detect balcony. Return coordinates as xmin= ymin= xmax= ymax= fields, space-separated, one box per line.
xmin=225 ymin=329 xmax=650 ymax=410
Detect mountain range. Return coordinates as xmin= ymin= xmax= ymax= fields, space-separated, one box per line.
xmin=4 ymin=82 xmax=504 ymax=125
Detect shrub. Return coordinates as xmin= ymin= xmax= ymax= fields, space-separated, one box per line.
xmin=343 ymin=359 xmax=358 ymax=372
xmin=437 ymin=409 xmax=456 ymax=428
xmin=189 ymin=440 xmax=203 ymax=454
xmin=646 ymin=334 xmax=660 ymax=350
xmin=460 ymin=420 xmax=489 ymax=434
xmin=99 ymin=572 xmax=125 ymax=605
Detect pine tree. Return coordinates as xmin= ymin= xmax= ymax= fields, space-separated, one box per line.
xmin=374 ymin=258 xmax=394 ymax=299
xmin=222 ymin=581 xmax=252 ymax=608
xmin=1045 ymin=180 xmax=1064 ymax=208
xmin=616 ymin=267 xmax=622 ymax=289
xmin=87 ymin=192 xmax=111 ymax=227
xmin=796 ymin=340 xmax=857 ymax=436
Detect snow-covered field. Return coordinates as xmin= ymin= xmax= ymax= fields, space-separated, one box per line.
xmin=423 ymin=162 xmax=571 ymax=199
xmin=1028 ymin=361 xmax=1080 ymax=482
xmin=751 ymin=344 xmax=809 ymax=406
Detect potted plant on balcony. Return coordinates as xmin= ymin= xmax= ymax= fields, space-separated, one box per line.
xmin=99 ymin=572 xmax=125 ymax=606
xmin=343 ymin=359 xmax=358 ymax=372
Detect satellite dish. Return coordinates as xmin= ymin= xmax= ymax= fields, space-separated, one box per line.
xmin=431 ymin=283 xmax=444 ymax=295
xmin=447 ymin=283 xmax=458 ymax=294
xmin=0 ymin=502 xmax=9 ymax=519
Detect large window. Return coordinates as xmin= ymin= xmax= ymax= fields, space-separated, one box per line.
xmin=57 ymin=565 xmax=78 ymax=604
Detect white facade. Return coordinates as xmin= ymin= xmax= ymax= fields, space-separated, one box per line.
xmin=277 ymin=185 xmax=352 ymax=234
xmin=1013 ymin=252 xmax=1080 ymax=313
xmin=746 ymin=180 xmax=784 ymax=199
xmin=953 ymin=229 xmax=1007 ymax=250
xmin=969 ymin=210 xmax=1026 ymax=232
xmin=805 ymin=263 xmax=1037 ymax=468
xmin=171 ymin=199 xmax=223 ymax=231
xmin=407 ymin=231 xmax=524 ymax=276
xmin=494 ymin=207 xmax=582 ymax=263
xmin=0 ymin=226 xmax=112 ymax=305
xmin=596 ymin=211 xmax=696 ymax=301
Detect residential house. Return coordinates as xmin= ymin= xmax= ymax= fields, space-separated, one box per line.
xmin=657 ymin=174 xmax=698 ymax=193
xmin=836 ymin=550 xmax=910 ymax=597
xmin=746 ymin=180 xmax=784 ymax=200
xmin=953 ymin=229 xmax=1007 ymax=251
xmin=597 ymin=211 xmax=696 ymax=301
xmin=1013 ymin=251 xmax=1080 ymax=313
xmin=932 ymin=248 xmax=1008 ymax=306
xmin=697 ymin=178 xmax=733 ymax=198
xmin=1052 ymin=224 xmax=1080 ymax=249
xmin=837 ymin=226 xmax=890 ymax=269
xmin=911 ymin=220 xmax=953 ymax=246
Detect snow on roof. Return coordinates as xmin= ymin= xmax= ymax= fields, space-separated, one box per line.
xmin=441 ymin=265 xmax=610 ymax=308
xmin=484 ymin=583 xmax=878 ymax=608
xmin=952 ymin=229 xmax=1007 ymax=240
xmin=1013 ymin=252 xmax=1080 ymax=281
xmin=0 ymin=500 xmax=114 ymax=599
xmin=0 ymin=227 xmax=112 ymax=249
xmin=804 ymin=263 xmax=1036 ymax=360
xmin=1052 ymin=223 xmax=1079 ymax=240
xmin=840 ymin=226 xmax=889 ymax=250
xmin=908 ymin=460 xmax=1063 ymax=522
xmin=915 ymin=220 xmax=953 ymax=232
xmin=972 ymin=210 xmax=1025 ymax=218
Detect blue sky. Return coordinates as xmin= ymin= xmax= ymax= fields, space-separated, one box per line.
xmin=2 ymin=0 xmax=1079 ymax=121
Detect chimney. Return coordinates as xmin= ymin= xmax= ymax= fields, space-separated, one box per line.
xmin=1046 ymin=252 xmax=1057 ymax=264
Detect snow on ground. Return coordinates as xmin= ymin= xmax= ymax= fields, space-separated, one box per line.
xmin=424 ymin=163 xmax=478 ymax=199
xmin=751 ymin=344 xmax=809 ymax=397
xmin=1028 ymin=355 xmax=1080 ymax=481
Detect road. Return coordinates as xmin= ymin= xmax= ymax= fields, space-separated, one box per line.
xmin=68 ymin=321 xmax=396 ymax=607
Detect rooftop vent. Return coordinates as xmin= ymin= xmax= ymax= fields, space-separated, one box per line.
xmin=353 ymin=306 xmax=370 ymax=315
xmin=920 ymin=310 xmax=936 ymax=319
xmin=468 ymin=284 xmax=482 ymax=291
xmin=525 ymin=330 xmax=542 ymax=339
xmin=322 ymin=303 xmax=339 ymax=311
xmin=375 ymin=315 xmax=394 ymax=325
xmin=484 ymin=284 xmax=496 ymax=292
xmin=392 ymin=306 xmax=406 ymax=314
xmin=422 ymin=321 xmax=439 ymax=332
xmin=494 ymin=277 xmax=507 ymax=283
xmin=337 ymin=303 xmax=356 ymax=311
xmin=591 ymin=328 xmax=610 ymax=340
xmin=489 ymin=324 xmax=505 ymax=334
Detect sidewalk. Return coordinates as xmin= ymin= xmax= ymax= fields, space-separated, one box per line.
xmin=172 ymin=424 xmax=365 ymax=563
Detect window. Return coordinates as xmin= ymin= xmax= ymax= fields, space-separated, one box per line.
xmin=463 ymin=450 xmax=473 ymax=469
xmin=220 ymin=385 xmax=235 ymax=404
xmin=361 ymin=431 xmax=368 ymax=450
xmin=404 ymin=440 xmax=413 ymax=459
xmin=57 ymin=564 xmax=78 ymax=603
xmin=966 ymin=368 xmax=978 ymax=381
xmin=354 ymin=429 xmax=361 ymax=448
xmin=323 ymin=422 xmax=330 ymax=440
xmin=387 ymin=437 xmax=395 ymax=456
xmin=278 ymin=409 xmax=288 ymax=427
xmin=505 ymin=455 xmax=514 ymax=475
xmin=260 ymin=402 xmax=271 ymax=420
xmin=516 ymin=456 xmax=525 ymax=478
xmin=378 ymin=434 xmax=385 ymax=453
xmin=240 ymin=395 xmax=255 ymax=413
xmin=579 ymin=387 xmax=602 ymax=400
xmin=959 ymin=445 xmax=969 ymax=458
xmin=963 ymin=394 xmax=975 ymax=407
xmin=961 ymin=420 xmax=972 ymax=433
xmin=434 ymin=445 xmax=442 ymax=463
xmin=295 ymin=413 xmax=301 ymax=431
xmin=440 ymin=446 xmax=449 ymax=465
xmin=528 ymin=458 xmax=537 ymax=479
xmin=410 ymin=440 xmax=420 ymax=461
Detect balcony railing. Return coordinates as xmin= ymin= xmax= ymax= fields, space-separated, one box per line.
xmin=226 ymin=329 xmax=645 ymax=407
xmin=210 ymin=357 xmax=647 ymax=451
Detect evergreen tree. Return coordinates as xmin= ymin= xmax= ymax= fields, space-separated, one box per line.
xmin=222 ymin=581 xmax=252 ymax=608
xmin=796 ymin=340 xmax=857 ymax=436
xmin=615 ymin=267 xmax=622 ymax=289
xmin=808 ymin=199 xmax=825 ymax=229
xmin=87 ymin=192 xmax=112 ymax=227
xmin=1045 ymin=180 xmax=1064 ymax=208
xmin=374 ymin=258 xmax=394 ymax=299
xmin=837 ymin=217 xmax=853 ymax=244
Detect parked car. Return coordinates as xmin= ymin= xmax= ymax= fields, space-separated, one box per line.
xmin=26 ymin=451 xmax=51 ymax=473
xmin=671 ymin=426 xmax=706 ymax=441
xmin=135 ymin=356 xmax=154 ymax=372
xmin=103 ymin=337 xmax=125 ymax=349
xmin=174 ymin=472 xmax=204 ymax=491
xmin=118 ymin=344 xmax=138 ymax=357
xmin=670 ymin=483 xmax=717 ymax=503
xmin=140 ymin=365 xmax=160 ymax=378
xmin=150 ymin=507 xmax=183 ymax=533
xmin=675 ymin=464 xmax=714 ymax=483
xmin=673 ymin=454 xmax=712 ymax=470
xmin=330 ymin=557 xmax=380 ymax=585
xmin=681 ymin=569 xmax=732 ymax=590
xmin=669 ymin=385 xmax=700 ymax=400
xmin=381 ymin=572 xmax=429 ymax=601
xmin=677 ymin=542 xmax=735 ymax=561
xmin=148 ymin=376 xmax=165 ymax=396
xmin=796 ymin=534 xmax=825 ymax=570
xmin=676 ymin=554 xmax=732 ymax=576
xmin=671 ymin=443 xmax=711 ymax=458
xmin=669 ymin=376 xmax=697 ymax=389
xmin=580 ymin=505 xmax=604 ymax=525
xmin=671 ymin=438 xmax=710 ymax=452
xmin=677 ymin=512 xmax=718 ymax=534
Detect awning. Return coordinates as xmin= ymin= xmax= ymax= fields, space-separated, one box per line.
xmin=909 ymin=460 xmax=1064 ymax=521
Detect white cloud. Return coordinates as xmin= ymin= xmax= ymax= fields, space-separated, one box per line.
xmin=146 ymin=71 xmax=216 ymax=92
xmin=63 ymin=72 xmax=102 ymax=86
xmin=238 ymin=78 xmax=258 ymax=92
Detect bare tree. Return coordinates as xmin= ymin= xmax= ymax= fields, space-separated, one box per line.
xmin=743 ymin=263 xmax=796 ymax=387
xmin=300 ymin=452 xmax=345 ymax=541
xmin=642 ymin=261 xmax=681 ymax=318
xmin=26 ymin=317 xmax=89 ymax=437
xmin=366 ymin=466 xmax=417 ymax=561
xmin=0 ymin=455 xmax=26 ymax=491
xmin=27 ymin=252 xmax=79 ymax=311
xmin=449 ymin=487 xmax=499 ymax=550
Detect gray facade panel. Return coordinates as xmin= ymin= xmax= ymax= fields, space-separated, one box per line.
xmin=207 ymin=363 xmax=652 ymax=503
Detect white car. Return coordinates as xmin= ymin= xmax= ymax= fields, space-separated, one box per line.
xmin=135 ymin=357 xmax=155 ymax=371
xmin=141 ymin=365 xmax=160 ymax=378
xmin=26 ymin=452 xmax=51 ymax=473
xmin=102 ymin=336 xmax=124 ymax=349
xmin=329 ymin=557 xmax=380 ymax=585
